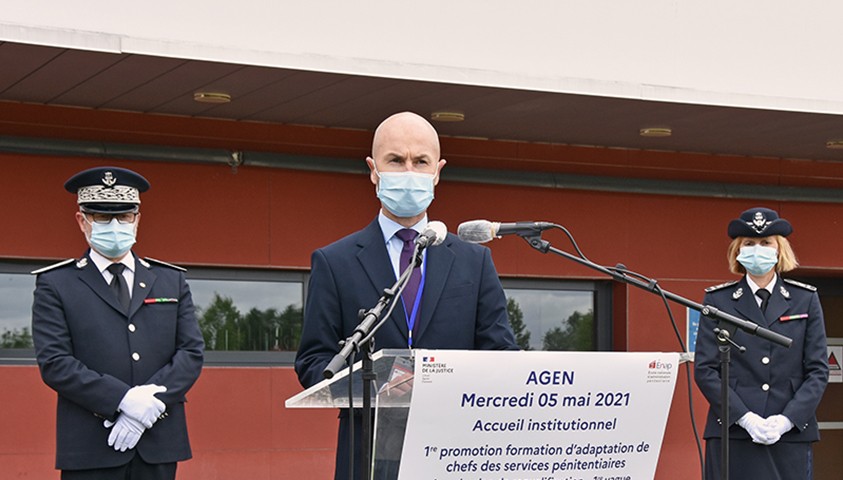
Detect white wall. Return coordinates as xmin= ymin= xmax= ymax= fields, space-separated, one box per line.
xmin=2 ymin=0 xmax=841 ymax=113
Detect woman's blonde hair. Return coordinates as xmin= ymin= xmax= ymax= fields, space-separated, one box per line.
xmin=727 ymin=235 xmax=799 ymax=275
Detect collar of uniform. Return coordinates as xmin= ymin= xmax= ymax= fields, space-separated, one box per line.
xmin=745 ymin=273 xmax=777 ymax=297
xmin=88 ymin=248 xmax=135 ymax=274
xmin=377 ymin=210 xmax=427 ymax=245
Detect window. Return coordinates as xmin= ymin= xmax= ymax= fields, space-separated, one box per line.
xmin=502 ymin=278 xmax=612 ymax=351
xmin=187 ymin=268 xmax=305 ymax=361
xmin=0 ymin=263 xmax=36 ymax=349
xmin=2 ymin=260 xmax=611 ymax=364
xmin=0 ymin=261 xmax=306 ymax=366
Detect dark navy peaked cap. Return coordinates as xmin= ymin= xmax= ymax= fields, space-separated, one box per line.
xmin=727 ymin=207 xmax=792 ymax=238
xmin=64 ymin=166 xmax=150 ymax=214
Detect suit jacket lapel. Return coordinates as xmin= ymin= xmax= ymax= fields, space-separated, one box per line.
xmin=129 ymin=256 xmax=157 ymax=318
xmin=733 ymin=276 xmax=790 ymax=327
xmin=77 ymin=252 xmax=125 ymax=315
xmin=764 ymin=277 xmax=789 ymax=326
xmin=412 ymin=235 xmax=455 ymax=343
xmin=355 ymin=220 xmax=410 ymax=337
xmin=733 ymin=277 xmax=766 ymax=326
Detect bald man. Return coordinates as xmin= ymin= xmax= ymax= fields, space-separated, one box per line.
xmin=295 ymin=112 xmax=518 ymax=480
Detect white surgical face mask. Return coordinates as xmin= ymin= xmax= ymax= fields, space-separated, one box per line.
xmin=737 ymin=245 xmax=778 ymax=276
xmin=86 ymin=218 xmax=136 ymax=258
xmin=375 ymin=167 xmax=435 ymax=217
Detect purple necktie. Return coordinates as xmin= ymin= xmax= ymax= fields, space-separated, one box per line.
xmin=395 ymin=229 xmax=422 ymax=317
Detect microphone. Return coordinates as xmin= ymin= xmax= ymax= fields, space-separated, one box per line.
xmin=457 ymin=220 xmax=555 ymax=244
xmin=416 ymin=221 xmax=448 ymax=248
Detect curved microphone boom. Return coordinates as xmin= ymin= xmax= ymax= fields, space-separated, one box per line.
xmin=457 ymin=220 xmax=554 ymax=244
xmin=416 ymin=220 xmax=448 ymax=248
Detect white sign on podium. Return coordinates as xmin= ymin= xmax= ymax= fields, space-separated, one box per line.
xmin=398 ymin=350 xmax=680 ymax=480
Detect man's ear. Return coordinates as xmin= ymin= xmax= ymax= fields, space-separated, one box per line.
xmin=366 ymin=156 xmax=378 ymax=186
xmin=75 ymin=211 xmax=88 ymax=234
xmin=433 ymin=159 xmax=447 ymax=186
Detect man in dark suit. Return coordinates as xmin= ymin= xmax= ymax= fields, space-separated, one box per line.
xmin=32 ymin=166 xmax=204 ymax=480
xmin=295 ymin=112 xmax=518 ymax=480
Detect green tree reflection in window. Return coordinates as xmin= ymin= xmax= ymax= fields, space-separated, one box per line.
xmin=197 ymin=293 xmax=302 ymax=351
xmin=542 ymin=309 xmax=594 ymax=351
xmin=1 ymin=271 xmax=36 ymax=348
xmin=504 ymin=288 xmax=596 ymax=351
xmin=1 ymin=327 xmax=33 ymax=348
xmin=506 ymin=297 xmax=532 ymax=350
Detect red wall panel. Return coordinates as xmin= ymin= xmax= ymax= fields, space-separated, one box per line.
xmin=0 ymin=366 xmax=337 ymax=480
xmin=4 ymin=103 xmax=843 ymax=480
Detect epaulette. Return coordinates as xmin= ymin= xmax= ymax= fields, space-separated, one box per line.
xmin=705 ymin=280 xmax=738 ymax=293
xmin=30 ymin=258 xmax=75 ymax=275
xmin=783 ymin=278 xmax=817 ymax=292
xmin=142 ymin=257 xmax=187 ymax=272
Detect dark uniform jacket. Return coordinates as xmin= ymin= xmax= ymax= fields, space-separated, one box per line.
xmin=694 ymin=276 xmax=828 ymax=442
xmin=32 ymin=251 xmax=204 ymax=470
xmin=294 ymin=218 xmax=518 ymax=479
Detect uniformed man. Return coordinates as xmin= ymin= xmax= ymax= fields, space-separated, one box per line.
xmin=31 ymin=166 xmax=204 ymax=480
xmin=694 ymin=207 xmax=828 ymax=480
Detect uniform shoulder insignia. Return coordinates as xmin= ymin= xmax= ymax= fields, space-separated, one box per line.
xmin=705 ymin=280 xmax=738 ymax=293
xmin=783 ymin=278 xmax=817 ymax=292
xmin=143 ymin=257 xmax=187 ymax=272
xmin=30 ymin=258 xmax=75 ymax=275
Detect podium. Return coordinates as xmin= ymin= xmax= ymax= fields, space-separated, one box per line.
xmin=285 ymin=349 xmax=415 ymax=479
xmin=287 ymin=349 xmax=681 ymax=480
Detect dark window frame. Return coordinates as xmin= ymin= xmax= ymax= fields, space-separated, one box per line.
xmin=0 ymin=260 xmax=309 ymax=366
xmin=1 ymin=261 xmax=613 ymax=366
xmin=501 ymin=277 xmax=613 ymax=351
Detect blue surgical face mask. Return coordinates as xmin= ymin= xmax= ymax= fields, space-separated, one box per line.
xmin=737 ymin=245 xmax=778 ymax=276
xmin=86 ymin=218 xmax=137 ymax=259
xmin=375 ymin=167 xmax=436 ymax=218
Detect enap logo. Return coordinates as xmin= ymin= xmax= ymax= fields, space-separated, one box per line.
xmin=648 ymin=359 xmax=673 ymax=370
xmin=646 ymin=358 xmax=674 ymax=384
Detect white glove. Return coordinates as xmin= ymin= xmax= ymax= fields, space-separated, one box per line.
xmin=106 ymin=414 xmax=145 ymax=452
xmin=761 ymin=414 xmax=794 ymax=445
xmin=737 ymin=412 xmax=775 ymax=444
xmin=118 ymin=384 xmax=167 ymax=428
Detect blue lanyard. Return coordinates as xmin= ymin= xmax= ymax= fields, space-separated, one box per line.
xmin=403 ymin=254 xmax=426 ymax=348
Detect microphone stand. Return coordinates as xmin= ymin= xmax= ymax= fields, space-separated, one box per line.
xmin=515 ymin=231 xmax=792 ymax=480
xmin=322 ymin=241 xmax=425 ymax=480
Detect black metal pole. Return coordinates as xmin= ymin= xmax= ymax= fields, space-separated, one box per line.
xmin=360 ymin=340 xmax=376 ymax=480
xmin=718 ymin=334 xmax=731 ymax=480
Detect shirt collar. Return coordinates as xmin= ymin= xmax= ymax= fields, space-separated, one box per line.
xmin=377 ymin=210 xmax=427 ymax=244
xmin=746 ymin=273 xmax=777 ymax=295
xmin=88 ymin=248 xmax=135 ymax=273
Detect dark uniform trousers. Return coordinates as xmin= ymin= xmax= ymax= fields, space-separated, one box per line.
xmin=61 ymin=456 xmax=176 ymax=480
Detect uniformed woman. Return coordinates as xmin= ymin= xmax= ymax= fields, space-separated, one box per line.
xmin=694 ymin=207 xmax=829 ymax=479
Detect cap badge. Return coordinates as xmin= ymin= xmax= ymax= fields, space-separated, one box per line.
xmin=780 ymin=285 xmax=790 ymax=299
xmin=732 ymin=287 xmax=743 ymax=300
xmin=101 ymin=171 xmax=117 ymax=187
xmin=748 ymin=211 xmax=771 ymax=234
